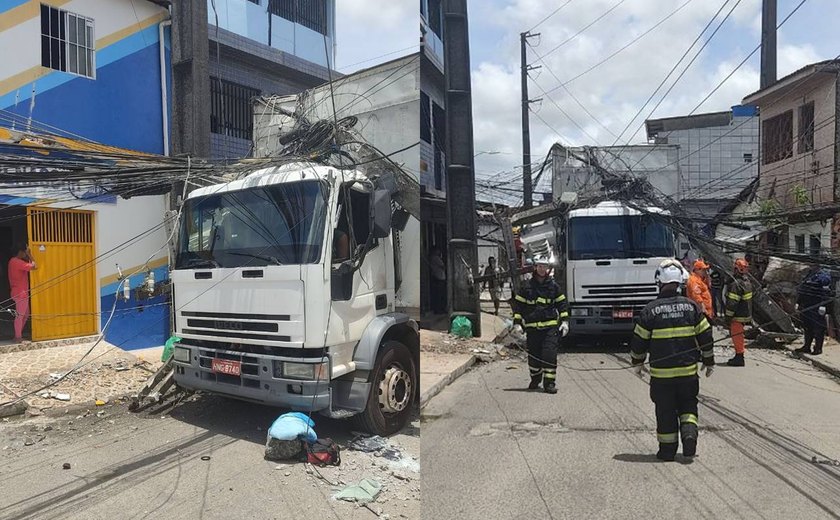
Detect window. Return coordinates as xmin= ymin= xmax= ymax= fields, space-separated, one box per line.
xmin=420 ymin=91 xmax=431 ymax=143
xmin=427 ymin=0 xmax=442 ymax=37
xmin=268 ymin=0 xmax=328 ymax=35
xmin=795 ymin=234 xmax=805 ymax=254
xmin=432 ymin=102 xmax=446 ymax=191
xmin=762 ymin=110 xmax=793 ymax=164
xmin=567 ymin=215 xmax=675 ymax=260
xmin=809 ymin=234 xmax=821 ymax=256
xmin=743 ymin=153 xmax=753 ymax=163
xmin=210 ymin=77 xmax=261 ymax=140
xmin=40 ymin=5 xmax=95 ymax=78
xmin=798 ymin=101 xmax=815 ymax=153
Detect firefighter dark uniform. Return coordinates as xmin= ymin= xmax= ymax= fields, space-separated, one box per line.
xmin=725 ymin=270 xmax=753 ymax=366
xmin=631 ymin=288 xmax=715 ymax=460
xmin=513 ymin=274 xmax=569 ymax=392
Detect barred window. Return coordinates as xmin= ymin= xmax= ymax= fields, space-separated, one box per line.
xmin=268 ymin=0 xmax=328 ymax=35
xmin=798 ymin=101 xmax=815 ymax=153
xmin=40 ymin=4 xmax=95 ymax=78
xmin=762 ymin=110 xmax=792 ymax=165
xmin=420 ymin=91 xmax=431 ymax=143
xmin=210 ymin=78 xmax=261 ymax=141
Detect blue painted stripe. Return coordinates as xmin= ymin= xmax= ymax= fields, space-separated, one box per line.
xmin=0 ymin=23 xmax=161 ymax=107
xmin=0 ymin=0 xmax=29 ymax=15
xmin=0 ymin=195 xmax=37 ymax=205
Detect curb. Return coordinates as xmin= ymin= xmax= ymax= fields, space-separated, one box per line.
xmin=419 ymin=354 xmax=476 ymax=409
xmin=784 ymin=346 xmax=840 ymax=380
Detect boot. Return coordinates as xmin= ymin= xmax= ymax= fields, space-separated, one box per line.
xmin=795 ymin=346 xmax=812 ymax=355
xmin=656 ymin=444 xmax=677 ymax=461
xmin=681 ymin=423 xmax=698 ymax=458
xmin=812 ymin=347 xmax=823 ymax=355
xmin=544 ymin=382 xmax=557 ymax=394
xmin=727 ymin=353 xmax=745 ymax=367
xmin=528 ymin=377 xmax=541 ymax=390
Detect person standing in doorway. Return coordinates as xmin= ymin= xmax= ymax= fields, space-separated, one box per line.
xmin=429 ymin=247 xmax=447 ymax=315
xmin=8 ymin=244 xmax=37 ymax=342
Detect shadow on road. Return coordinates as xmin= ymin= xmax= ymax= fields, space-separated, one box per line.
xmin=613 ymin=453 xmax=695 ymax=465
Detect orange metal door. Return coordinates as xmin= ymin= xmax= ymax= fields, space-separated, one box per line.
xmin=26 ymin=207 xmax=97 ymax=341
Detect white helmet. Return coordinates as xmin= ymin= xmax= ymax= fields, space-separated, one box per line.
xmin=533 ymin=254 xmax=553 ymax=267
xmin=655 ymin=258 xmax=687 ymax=286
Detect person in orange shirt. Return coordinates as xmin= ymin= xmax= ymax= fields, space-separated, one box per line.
xmin=686 ymin=259 xmax=713 ymax=319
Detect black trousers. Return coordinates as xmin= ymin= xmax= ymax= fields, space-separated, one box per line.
xmin=526 ymin=327 xmax=560 ymax=385
xmin=804 ymin=324 xmax=826 ymax=352
xmin=650 ymin=377 xmax=699 ymax=448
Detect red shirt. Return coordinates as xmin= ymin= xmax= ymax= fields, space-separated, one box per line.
xmin=8 ymin=257 xmax=34 ymax=295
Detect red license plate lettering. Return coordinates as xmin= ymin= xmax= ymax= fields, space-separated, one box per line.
xmin=211 ymin=358 xmax=241 ymax=376
xmin=613 ymin=310 xmax=634 ymax=319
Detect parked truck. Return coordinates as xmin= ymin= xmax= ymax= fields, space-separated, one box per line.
xmin=169 ymin=160 xmax=419 ymax=436
xmin=518 ymin=200 xmax=678 ymax=340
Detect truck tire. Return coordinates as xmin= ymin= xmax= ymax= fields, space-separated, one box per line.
xmin=352 ymin=340 xmax=416 ymax=436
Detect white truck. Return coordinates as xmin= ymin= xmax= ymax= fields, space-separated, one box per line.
xmin=520 ymin=201 xmax=677 ymax=339
xmin=169 ymin=161 xmax=419 ymax=435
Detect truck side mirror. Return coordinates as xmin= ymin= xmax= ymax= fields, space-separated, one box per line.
xmin=372 ymin=189 xmax=391 ymax=239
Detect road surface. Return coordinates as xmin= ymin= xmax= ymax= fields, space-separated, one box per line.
xmin=0 ymin=394 xmax=419 ymax=520
xmin=422 ymin=344 xmax=840 ymax=519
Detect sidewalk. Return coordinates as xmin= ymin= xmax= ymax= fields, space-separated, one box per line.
xmin=783 ymin=335 xmax=840 ymax=379
xmin=420 ymin=312 xmax=508 ymax=408
xmin=0 ymin=339 xmax=163 ymax=417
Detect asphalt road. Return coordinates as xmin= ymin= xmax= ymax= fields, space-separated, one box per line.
xmin=0 ymin=394 xmax=419 ymax=520
xmin=422 ymin=344 xmax=840 ymax=520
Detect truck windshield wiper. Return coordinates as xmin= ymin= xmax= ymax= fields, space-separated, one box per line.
xmin=227 ymin=252 xmax=282 ymax=265
xmin=184 ymin=257 xmax=219 ymax=268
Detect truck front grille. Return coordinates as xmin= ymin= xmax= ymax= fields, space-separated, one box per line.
xmin=580 ymin=283 xmax=658 ymax=301
xmin=179 ymin=311 xmax=293 ymax=342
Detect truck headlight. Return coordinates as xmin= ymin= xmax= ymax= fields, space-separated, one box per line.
xmin=570 ymin=308 xmax=590 ymax=316
xmin=279 ymin=362 xmax=328 ymax=380
xmin=173 ymin=346 xmax=191 ymax=362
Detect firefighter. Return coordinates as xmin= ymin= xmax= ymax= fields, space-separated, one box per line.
xmin=796 ymin=261 xmax=834 ymax=356
xmin=512 ymin=255 xmax=569 ymax=394
xmin=686 ymin=259 xmax=713 ymax=319
xmin=725 ymin=258 xmax=753 ymax=367
xmin=631 ymin=259 xmax=715 ymax=461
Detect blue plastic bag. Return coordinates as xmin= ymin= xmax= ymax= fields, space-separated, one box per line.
xmin=267 ymin=412 xmax=317 ymax=443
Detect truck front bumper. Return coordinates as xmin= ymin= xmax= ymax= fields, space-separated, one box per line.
xmin=171 ymin=345 xmax=332 ymax=411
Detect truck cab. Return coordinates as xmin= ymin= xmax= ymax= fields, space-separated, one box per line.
xmin=170 ymin=162 xmax=419 ymax=435
xmin=564 ymin=202 xmax=675 ymax=336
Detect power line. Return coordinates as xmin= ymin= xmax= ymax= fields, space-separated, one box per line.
xmin=533 ymin=0 xmax=627 ymax=61
xmin=527 ymin=0 xmax=574 ymax=33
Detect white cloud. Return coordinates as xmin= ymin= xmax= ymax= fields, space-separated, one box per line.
xmin=469 ymin=0 xmax=838 ymax=195
xmin=334 ymin=1 xmax=417 ymax=71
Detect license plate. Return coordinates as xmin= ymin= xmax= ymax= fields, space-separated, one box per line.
xmin=613 ymin=309 xmax=634 ymax=319
xmin=211 ymin=358 xmax=241 ymax=376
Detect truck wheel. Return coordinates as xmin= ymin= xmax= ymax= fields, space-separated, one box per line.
xmin=353 ymin=340 xmax=416 ymax=436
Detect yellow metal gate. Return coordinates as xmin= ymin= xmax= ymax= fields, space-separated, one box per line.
xmin=27 ymin=208 xmax=98 ymax=341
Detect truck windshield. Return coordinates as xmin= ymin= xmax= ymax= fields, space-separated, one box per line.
xmin=568 ymin=215 xmax=674 ymax=260
xmin=175 ymin=180 xmax=328 ymax=268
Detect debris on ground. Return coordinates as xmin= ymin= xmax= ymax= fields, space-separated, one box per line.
xmin=62 ymin=463 xmax=71 ymax=470
xmin=334 ymin=479 xmax=382 ymax=504
xmin=38 ymin=391 xmax=71 ymax=402
xmin=348 ymin=434 xmax=389 ymax=453
xmin=0 ymin=400 xmax=28 ymax=418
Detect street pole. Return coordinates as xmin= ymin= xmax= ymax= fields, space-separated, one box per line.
xmin=760 ymin=0 xmax=777 ymax=89
xmin=521 ymin=32 xmax=533 ymax=209
xmin=443 ymin=0 xmax=481 ymax=337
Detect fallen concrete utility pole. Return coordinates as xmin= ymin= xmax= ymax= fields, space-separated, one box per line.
xmin=129 ymin=358 xmax=181 ymax=411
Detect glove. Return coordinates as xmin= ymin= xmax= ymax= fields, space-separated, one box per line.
xmin=633 ymin=364 xmax=643 ymax=376
xmin=819 ymin=306 xmax=827 ymax=316
xmin=705 ymin=365 xmax=715 ymax=378
xmin=795 ymin=304 xmax=800 ymax=312
xmin=558 ymin=321 xmax=569 ymax=337
xmin=512 ymin=324 xmax=524 ymax=335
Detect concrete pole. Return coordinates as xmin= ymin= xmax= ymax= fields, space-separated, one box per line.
xmin=521 ymin=32 xmax=533 ymax=209
xmin=760 ymin=0 xmax=777 ymax=90
xmin=443 ymin=0 xmax=482 ymax=337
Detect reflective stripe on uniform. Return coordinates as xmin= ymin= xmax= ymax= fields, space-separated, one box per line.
xmin=529 ymin=367 xmax=543 ymax=374
xmin=742 ymin=292 xmax=753 ymax=300
xmin=630 ymin=350 xmax=647 ymax=361
xmin=559 ymin=311 xmax=569 ymax=318
xmin=657 ymin=432 xmax=678 ymax=443
xmin=513 ymin=313 xmax=522 ymax=320
xmin=649 ymin=364 xmax=698 ymax=378
xmin=515 ymin=295 xmax=567 ymax=305
xmin=733 ymin=317 xmax=751 ymax=323
xmin=650 ymin=326 xmax=697 ymax=340
xmin=524 ymin=319 xmax=559 ymax=328
xmin=679 ymin=413 xmax=698 ymax=425
xmin=726 ymin=292 xmax=741 ymax=301
xmin=543 ymin=370 xmax=556 ymax=380
xmin=555 ymin=295 xmax=566 ymax=303
xmin=725 ymin=310 xmax=735 ymax=317
xmin=701 ymin=349 xmax=715 ymax=359
xmin=515 ymin=295 xmax=532 ymax=304
xmin=695 ymin=318 xmax=711 ymax=335
xmin=634 ymin=324 xmax=652 ymax=340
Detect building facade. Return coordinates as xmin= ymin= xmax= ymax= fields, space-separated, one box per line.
xmin=742 ymin=60 xmax=840 ymax=256
xmin=646 ymin=105 xmax=759 ymax=217
xmin=206 ymin=0 xmax=335 ymax=160
xmin=0 ymin=0 xmax=172 ymax=349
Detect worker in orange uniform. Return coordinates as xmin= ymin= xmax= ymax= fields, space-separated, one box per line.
xmin=725 ymin=258 xmax=753 ymax=367
xmin=686 ymin=259 xmax=713 ymax=319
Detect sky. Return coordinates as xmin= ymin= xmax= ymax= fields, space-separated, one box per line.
xmin=332 ymin=1 xmax=840 ymax=205
xmin=468 ymin=0 xmax=840 ymax=204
